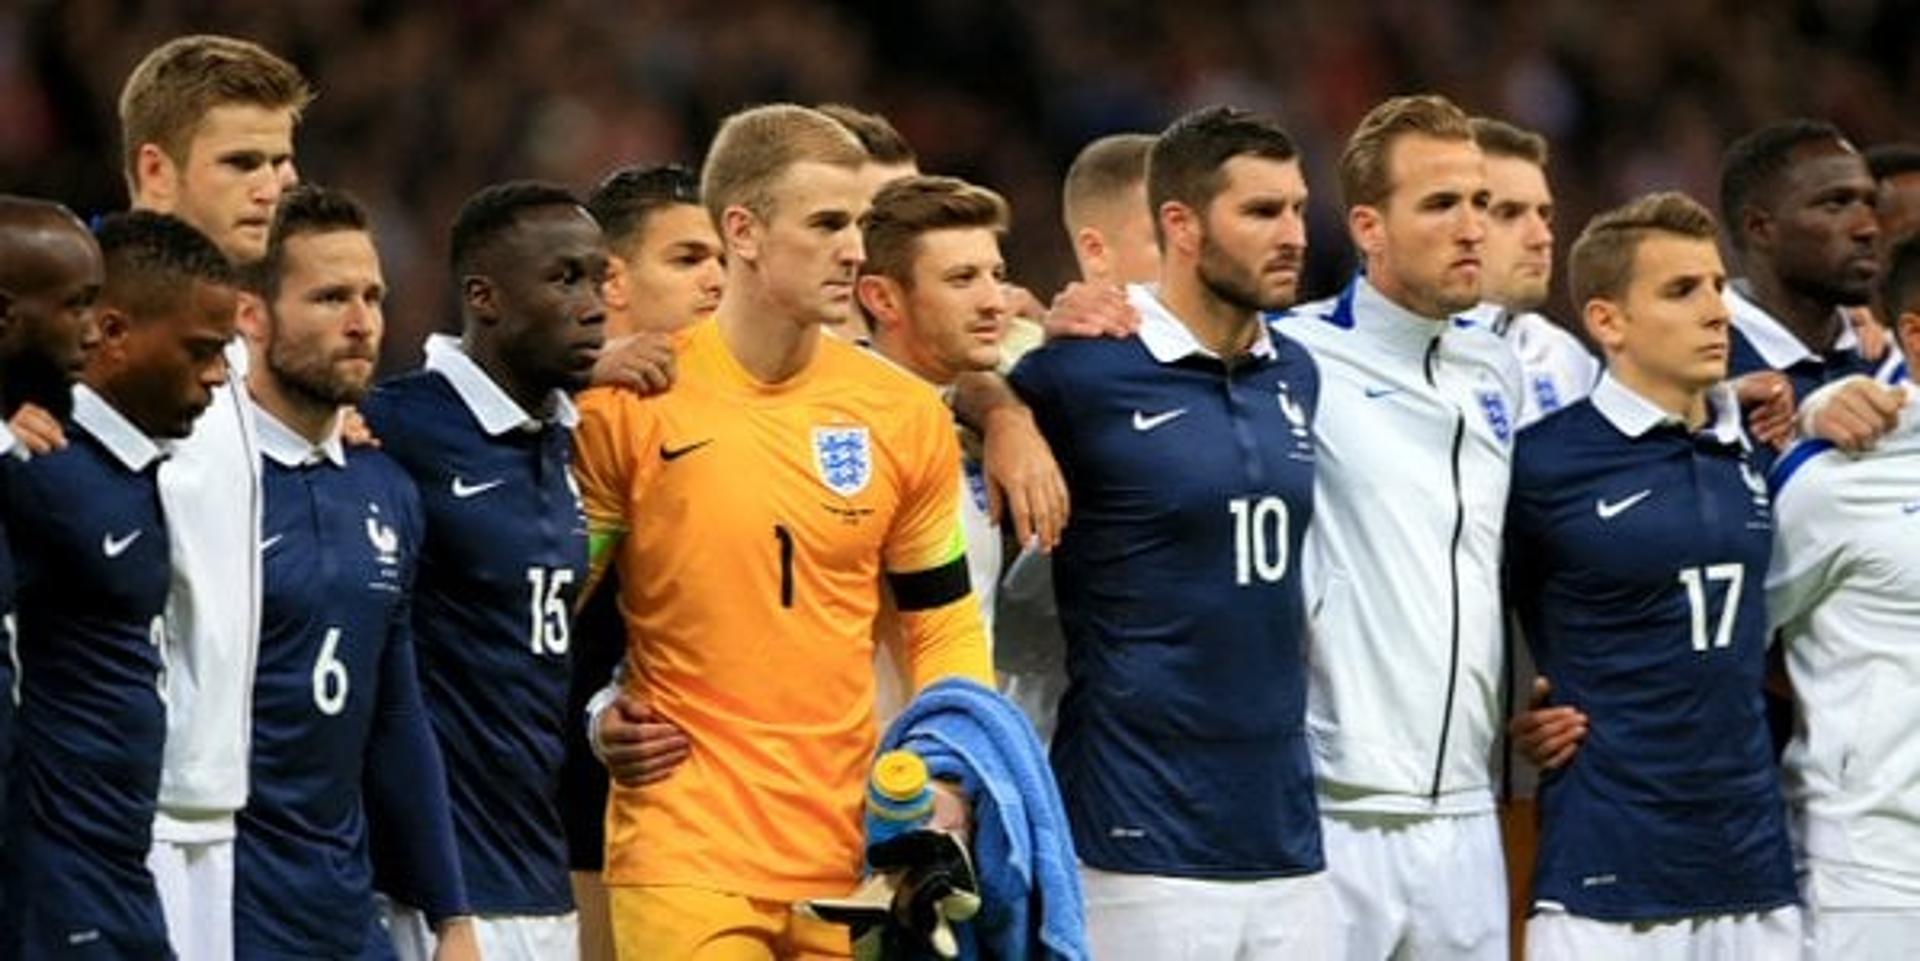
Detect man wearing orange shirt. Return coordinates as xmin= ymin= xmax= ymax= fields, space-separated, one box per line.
xmin=572 ymin=103 xmax=993 ymax=961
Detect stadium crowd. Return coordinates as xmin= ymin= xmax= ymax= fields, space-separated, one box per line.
xmin=0 ymin=10 xmax=1918 ymax=961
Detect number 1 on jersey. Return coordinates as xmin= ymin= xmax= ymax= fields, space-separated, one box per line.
xmin=774 ymin=524 xmax=796 ymax=608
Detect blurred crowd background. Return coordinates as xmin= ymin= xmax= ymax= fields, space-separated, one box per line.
xmin=3 ymin=0 xmax=1916 ymax=371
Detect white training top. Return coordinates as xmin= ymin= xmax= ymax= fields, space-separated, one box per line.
xmin=154 ymin=338 xmax=262 ymax=840
xmin=1276 ymin=276 xmax=1523 ymax=816
xmin=1459 ymin=303 xmax=1600 ymax=428
xmin=1768 ymin=385 xmax=1920 ymax=908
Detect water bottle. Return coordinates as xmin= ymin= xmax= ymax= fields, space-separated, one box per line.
xmin=864 ymin=748 xmax=934 ymax=870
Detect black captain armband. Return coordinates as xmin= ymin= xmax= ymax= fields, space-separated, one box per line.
xmin=887 ymin=558 xmax=972 ymax=612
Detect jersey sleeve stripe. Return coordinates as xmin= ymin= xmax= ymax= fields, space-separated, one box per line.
xmin=1767 ymin=439 xmax=1835 ymax=497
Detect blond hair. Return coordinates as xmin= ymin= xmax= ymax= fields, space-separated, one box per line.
xmin=700 ymin=104 xmax=867 ymax=225
xmin=1340 ymin=94 xmax=1474 ymax=210
xmin=118 ymin=35 xmax=312 ymax=192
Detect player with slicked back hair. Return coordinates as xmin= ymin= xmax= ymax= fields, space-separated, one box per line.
xmin=1270 ymin=93 xmax=1519 ymax=960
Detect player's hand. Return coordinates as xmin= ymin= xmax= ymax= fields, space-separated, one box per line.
xmin=592 ymin=331 xmax=677 ymax=395
xmin=597 ymin=690 xmax=691 ymax=787
xmin=1731 ymin=371 xmax=1795 ymax=450
xmin=982 ymin=405 xmax=1068 ymax=552
xmin=430 ymin=917 xmax=480 ymax=961
xmin=339 ymin=406 xmax=380 ymax=448
xmin=1003 ymin=282 xmax=1047 ymax=321
xmin=866 ymin=829 xmax=983 ymax=960
xmin=1805 ymin=378 xmax=1905 ymax=452
xmin=1510 ymin=677 xmax=1588 ymax=771
xmin=1043 ymin=281 xmax=1137 ymax=340
xmin=8 ymin=402 xmax=65 ymax=454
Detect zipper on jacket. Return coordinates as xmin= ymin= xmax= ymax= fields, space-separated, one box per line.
xmin=1425 ymin=339 xmax=1466 ymax=801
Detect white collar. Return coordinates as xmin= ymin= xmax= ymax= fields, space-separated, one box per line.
xmin=71 ymin=383 xmax=168 ymax=471
xmin=424 ymin=334 xmax=579 ymax=435
xmin=0 ymin=421 xmax=19 ymax=462
xmin=251 ymin=400 xmax=345 ymax=468
xmin=1724 ymin=283 xmax=1858 ymax=369
xmin=1589 ymin=372 xmax=1745 ymax=446
xmin=1129 ymin=283 xmax=1278 ymax=364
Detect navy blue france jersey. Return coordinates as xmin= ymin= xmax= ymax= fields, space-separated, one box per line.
xmin=1506 ymin=377 xmax=1795 ymax=921
xmin=3 ymin=388 xmax=172 ymax=957
xmin=359 ymin=345 xmax=587 ymax=916
xmin=237 ymin=414 xmax=465 ymax=959
xmin=1008 ymin=294 xmax=1323 ymax=878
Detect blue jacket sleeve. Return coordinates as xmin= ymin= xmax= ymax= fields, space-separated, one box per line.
xmin=364 ymin=481 xmax=469 ymax=923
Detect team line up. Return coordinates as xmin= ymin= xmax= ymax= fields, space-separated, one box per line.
xmin=1 ymin=30 xmax=1918 ymax=961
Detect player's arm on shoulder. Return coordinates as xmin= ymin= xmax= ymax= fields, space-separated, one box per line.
xmin=1797 ymin=374 xmax=1905 ymax=452
xmin=953 ymin=368 xmax=1067 ymax=552
xmin=572 ymin=386 xmax=652 ymax=598
xmin=887 ymin=401 xmax=993 ymax=691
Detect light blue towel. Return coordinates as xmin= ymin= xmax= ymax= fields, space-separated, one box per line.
xmin=880 ymin=677 xmax=1088 ymax=961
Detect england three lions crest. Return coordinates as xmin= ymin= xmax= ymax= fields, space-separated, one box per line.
xmin=813 ymin=425 xmax=873 ymax=497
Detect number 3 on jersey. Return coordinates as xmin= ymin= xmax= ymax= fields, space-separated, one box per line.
xmin=1230 ymin=496 xmax=1291 ymax=586
xmin=528 ymin=567 xmax=574 ymax=655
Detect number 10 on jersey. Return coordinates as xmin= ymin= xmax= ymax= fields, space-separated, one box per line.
xmin=1230 ymin=496 xmax=1291 ymax=586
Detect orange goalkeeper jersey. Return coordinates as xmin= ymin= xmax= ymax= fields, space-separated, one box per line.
xmin=572 ymin=319 xmax=992 ymax=900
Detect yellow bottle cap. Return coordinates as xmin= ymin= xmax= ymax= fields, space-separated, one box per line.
xmin=872 ymin=749 xmax=929 ymax=802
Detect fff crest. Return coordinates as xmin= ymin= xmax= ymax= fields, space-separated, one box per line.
xmin=813 ymin=425 xmax=873 ymax=497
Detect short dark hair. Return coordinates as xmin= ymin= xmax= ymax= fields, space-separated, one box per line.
xmin=1866 ymin=143 xmax=1920 ymax=182
xmin=244 ymin=184 xmax=371 ymax=299
xmin=817 ymin=103 xmax=917 ymax=166
xmin=449 ymin=180 xmax=580 ymax=277
xmin=586 ymin=164 xmax=702 ymax=256
xmin=1719 ymin=119 xmax=1848 ymax=251
xmin=1568 ymin=192 xmax=1719 ymax=307
xmin=860 ymin=175 xmax=1009 ymax=287
xmin=1147 ymin=107 xmax=1298 ymax=247
xmin=1880 ymin=233 xmax=1920 ymax=322
xmin=1062 ymin=133 xmax=1154 ymax=233
xmin=95 ymin=210 xmax=235 ymax=321
xmin=1470 ymin=117 xmax=1548 ymax=167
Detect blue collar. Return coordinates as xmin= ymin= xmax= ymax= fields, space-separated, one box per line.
xmin=1724 ymin=283 xmax=1858 ymax=369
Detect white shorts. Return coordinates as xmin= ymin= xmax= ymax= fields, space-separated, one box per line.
xmin=1800 ymin=861 xmax=1920 ymax=961
xmin=149 ymin=836 xmax=235 ymax=961
xmin=1526 ymin=905 xmax=1799 ymax=960
xmin=379 ymin=898 xmax=579 ymax=961
xmin=1322 ymin=810 xmax=1507 ymax=961
xmin=1081 ymin=866 xmax=1340 ymax=961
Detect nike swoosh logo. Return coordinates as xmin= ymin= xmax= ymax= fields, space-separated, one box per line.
xmin=1595 ymin=489 xmax=1653 ymax=521
xmin=1903 ymin=502 xmax=1920 ymax=515
xmin=102 ymin=529 xmax=142 ymax=558
xmin=660 ymin=439 xmax=714 ymax=461
xmin=1132 ymin=409 xmax=1187 ymax=431
xmin=260 ymin=534 xmax=286 ymax=553
xmin=451 ymin=477 xmax=505 ymax=499
xmin=1363 ymin=386 xmax=1403 ymax=399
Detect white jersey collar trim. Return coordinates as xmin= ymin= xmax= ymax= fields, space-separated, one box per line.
xmin=1590 ymin=372 xmax=1744 ymax=446
xmin=71 ymin=383 xmax=167 ymax=471
xmin=1725 ymin=283 xmax=1858 ymax=369
xmin=424 ymin=333 xmax=579 ymax=435
xmin=1130 ymin=283 xmax=1278 ymax=364
xmin=250 ymin=400 xmax=345 ymax=468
